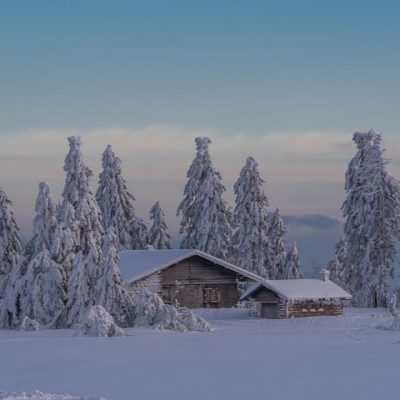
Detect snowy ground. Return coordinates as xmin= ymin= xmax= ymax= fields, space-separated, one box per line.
xmin=0 ymin=308 xmax=398 ymax=400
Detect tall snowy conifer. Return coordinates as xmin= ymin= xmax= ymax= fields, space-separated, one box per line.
xmin=0 ymin=188 xmax=23 ymax=328
xmin=233 ymin=157 xmax=269 ymax=277
xmin=96 ymin=228 xmax=132 ymax=327
xmin=266 ymin=209 xmax=287 ymax=279
xmin=0 ymin=188 xmax=22 ymax=280
xmin=177 ymin=137 xmax=232 ymax=258
xmin=340 ymin=131 xmax=400 ymax=307
xmin=59 ymin=137 xmax=104 ymax=325
xmin=283 ymin=242 xmax=301 ymax=279
xmin=96 ymin=145 xmax=146 ymax=249
xmin=148 ymin=201 xmax=171 ymax=249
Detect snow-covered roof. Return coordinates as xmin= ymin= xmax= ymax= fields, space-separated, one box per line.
xmin=240 ymin=279 xmax=352 ymax=301
xmin=118 ymin=249 xmax=263 ymax=283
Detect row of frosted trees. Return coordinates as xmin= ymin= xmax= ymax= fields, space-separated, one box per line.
xmin=177 ymin=137 xmax=300 ymax=280
xmin=0 ymin=135 xmax=300 ymax=330
xmin=329 ymin=131 xmax=400 ymax=308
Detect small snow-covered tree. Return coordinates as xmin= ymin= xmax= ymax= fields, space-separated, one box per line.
xmin=25 ymin=182 xmax=57 ymax=258
xmin=328 ymin=238 xmax=347 ymax=287
xmin=51 ymin=202 xmax=78 ymax=275
xmin=177 ymin=137 xmax=232 ymax=258
xmin=283 ymin=242 xmax=301 ymax=279
xmin=66 ymin=251 xmax=88 ymax=327
xmin=130 ymin=216 xmax=148 ymax=250
xmin=96 ymin=228 xmax=132 ymax=327
xmin=340 ymin=131 xmax=400 ymax=307
xmin=31 ymin=249 xmax=66 ymax=327
xmin=96 ymin=145 xmax=140 ymax=250
xmin=266 ymin=209 xmax=287 ymax=279
xmin=389 ymin=285 xmax=400 ymax=330
xmin=148 ymin=201 xmax=171 ymax=249
xmin=233 ymin=157 xmax=270 ymax=277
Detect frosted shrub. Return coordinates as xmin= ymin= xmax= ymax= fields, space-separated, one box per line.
xmin=76 ymin=305 xmax=125 ymax=337
xmin=132 ymin=289 xmax=165 ymax=327
xmin=19 ymin=316 xmax=40 ymax=332
xmin=132 ymin=289 xmax=210 ymax=332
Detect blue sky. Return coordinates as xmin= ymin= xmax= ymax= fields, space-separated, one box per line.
xmin=1 ymin=1 xmax=400 ymax=266
xmin=1 ymin=0 xmax=400 ymax=133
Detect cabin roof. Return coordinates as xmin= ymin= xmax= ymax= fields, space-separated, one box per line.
xmin=240 ymin=279 xmax=352 ymax=301
xmin=118 ymin=249 xmax=263 ymax=283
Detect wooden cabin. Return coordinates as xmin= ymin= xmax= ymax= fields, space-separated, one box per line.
xmin=118 ymin=249 xmax=261 ymax=309
xmin=240 ymin=270 xmax=352 ymax=318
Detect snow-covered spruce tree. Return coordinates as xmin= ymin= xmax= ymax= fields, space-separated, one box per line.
xmin=0 ymin=187 xmax=23 ymax=328
xmin=328 ymin=237 xmax=348 ymax=287
xmin=10 ymin=182 xmax=66 ymax=328
xmin=96 ymin=145 xmax=145 ymax=250
xmin=283 ymin=242 xmax=301 ymax=279
xmin=96 ymin=228 xmax=132 ymax=327
xmin=233 ymin=157 xmax=270 ymax=277
xmin=177 ymin=137 xmax=232 ymax=259
xmin=148 ymin=201 xmax=171 ymax=249
xmin=340 ymin=131 xmax=400 ymax=307
xmin=60 ymin=137 xmax=104 ymax=325
xmin=0 ymin=187 xmax=23 ymax=280
xmin=130 ymin=216 xmax=148 ymax=250
xmin=266 ymin=208 xmax=287 ymax=279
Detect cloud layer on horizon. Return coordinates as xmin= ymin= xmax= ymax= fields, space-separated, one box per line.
xmin=1 ymin=126 xmax=399 ymax=237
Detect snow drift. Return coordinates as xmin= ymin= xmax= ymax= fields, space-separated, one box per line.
xmin=0 ymin=391 xmax=105 ymax=400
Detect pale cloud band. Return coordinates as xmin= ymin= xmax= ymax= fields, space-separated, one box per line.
xmin=1 ymin=126 xmax=399 ymax=236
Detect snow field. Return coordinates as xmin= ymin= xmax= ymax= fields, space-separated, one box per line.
xmin=0 ymin=308 xmax=398 ymax=400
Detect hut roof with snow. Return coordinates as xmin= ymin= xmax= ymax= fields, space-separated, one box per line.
xmin=240 ymin=278 xmax=352 ymax=302
xmin=118 ymin=249 xmax=262 ymax=284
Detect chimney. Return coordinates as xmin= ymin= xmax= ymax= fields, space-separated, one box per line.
xmin=320 ymin=269 xmax=330 ymax=282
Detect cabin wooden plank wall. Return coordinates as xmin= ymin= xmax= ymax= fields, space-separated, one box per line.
xmin=126 ymin=272 xmax=162 ymax=296
xmin=126 ymin=255 xmax=252 ymax=308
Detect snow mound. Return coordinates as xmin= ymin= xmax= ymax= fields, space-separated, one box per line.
xmin=132 ymin=290 xmax=210 ymax=332
xmin=19 ymin=317 xmax=40 ymax=332
xmin=0 ymin=391 xmax=105 ymax=400
xmin=75 ymin=306 xmax=125 ymax=337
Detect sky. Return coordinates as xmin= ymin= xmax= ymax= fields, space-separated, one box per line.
xmin=1 ymin=1 xmax=400 ymax=265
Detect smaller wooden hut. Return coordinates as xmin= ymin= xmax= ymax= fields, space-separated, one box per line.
xmin=240 ymin=270 xmax=352 ymax=319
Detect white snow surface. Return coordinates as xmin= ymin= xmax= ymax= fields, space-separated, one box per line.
xmin=241 ymin=278 xmax=352 ymax=301
xmin=0 ymin=391 xmax=104 ymax=400
xmin=118 ymin=249 xmax=262 ymax=283
xmin=0 ymin=308 xmax=397 ymax=400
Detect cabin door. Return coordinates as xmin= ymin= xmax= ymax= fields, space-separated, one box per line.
xmin=261 ymin=303 xmax=278 ymax=318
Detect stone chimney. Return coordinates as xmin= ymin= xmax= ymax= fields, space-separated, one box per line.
xmin=319 ymin=269 xmax=330 ymax=282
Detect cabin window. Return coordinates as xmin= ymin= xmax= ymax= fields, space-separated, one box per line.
xmin=203 ymin=288 xmax=219 ymax=304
